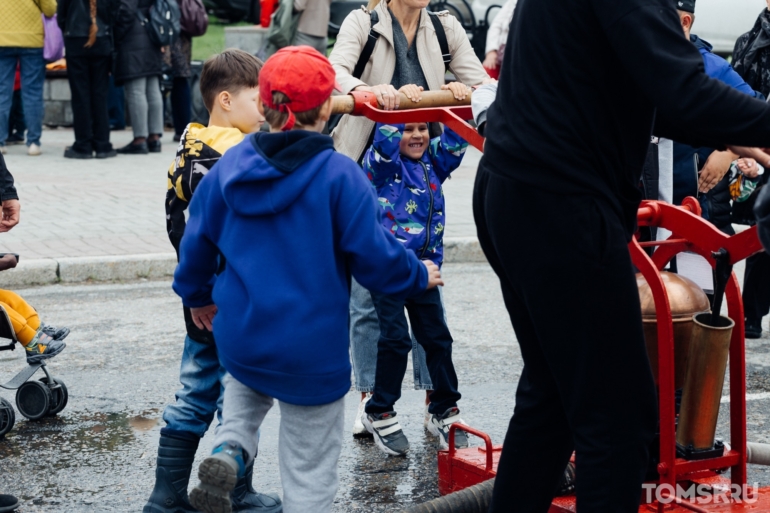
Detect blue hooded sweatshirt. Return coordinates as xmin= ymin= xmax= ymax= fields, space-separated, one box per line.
xmin=173 ymin=131 xmax=428 ymax=406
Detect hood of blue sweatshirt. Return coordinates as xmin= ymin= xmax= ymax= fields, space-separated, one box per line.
xmin=221 ymin=131 xmax=335 ymax=216
xmin=173 ymin=130 xmax=428 ymax=406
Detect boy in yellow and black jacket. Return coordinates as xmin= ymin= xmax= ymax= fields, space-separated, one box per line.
xmin=147 ymin=49 xmax=283 ymax=513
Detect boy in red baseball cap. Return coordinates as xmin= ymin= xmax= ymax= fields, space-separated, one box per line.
xmin=175 ymin=46 xmax=443 ymax=513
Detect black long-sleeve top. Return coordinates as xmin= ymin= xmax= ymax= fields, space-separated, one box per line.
xmin=0 ymin=155 xmax=18 ymax=202
xmin=483 ymin=0 xmax=770 ymax=238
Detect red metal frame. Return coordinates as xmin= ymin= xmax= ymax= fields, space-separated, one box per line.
xmin=347 ymin=91 xmax=486 ymax=152
xmin=632 ymin=200 xmax=760 ymax=508
xmin=344 ymin=95 xmax=770 ymax=510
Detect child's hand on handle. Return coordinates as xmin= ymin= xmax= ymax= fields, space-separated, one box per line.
xmin=423 ymin=260 xmax=444 ymax=288
xmin=441 ymin=82 xmax=471 ymax=101
xmin=191 ymin=304 xmax=218 ymax=332
xmin=399 ymin=84 xmax=424 ymax=103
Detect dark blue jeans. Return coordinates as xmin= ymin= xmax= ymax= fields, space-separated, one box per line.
xmin=0 ymin=48 xmax=44 ymax=146
xmin=366 ymin=287 xmax=461 ymax=416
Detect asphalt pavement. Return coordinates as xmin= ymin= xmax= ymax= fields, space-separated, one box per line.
xmin=0 ymin=264 xmax=521 ymax=512
xmin=1 ymin=264 xmax=770 ymax=512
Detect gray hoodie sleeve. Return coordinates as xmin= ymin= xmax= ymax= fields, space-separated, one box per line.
xmin=472 ymin=83 xmax=498 ymax=136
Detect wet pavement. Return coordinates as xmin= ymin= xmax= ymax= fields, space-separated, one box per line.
xmin=4 ymin=263 xmax=770 ymax=511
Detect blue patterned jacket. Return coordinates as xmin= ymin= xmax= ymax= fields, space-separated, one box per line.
xmin=363 ymin=123 xmax=468 ymax=266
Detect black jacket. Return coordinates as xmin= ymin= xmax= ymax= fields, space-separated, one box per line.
xmin=58 ymin=0 xmax=119 ymax=56
xmin=702 ymin=175 xmax=734 ymax=235
xmin=0 ymin=156 xmax=18 ymax=202
xmin=58 ymin=0 xmax=117 ymax=38
xmin=113 ymin=0 xmax=162 ymax=84
xmin=484 ymin=0 xmax=770 ymax=240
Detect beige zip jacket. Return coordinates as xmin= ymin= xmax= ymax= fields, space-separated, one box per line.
xmin=329 ymin=0 xmax=489 ymax=161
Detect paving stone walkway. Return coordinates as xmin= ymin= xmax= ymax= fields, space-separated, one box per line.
xmin=0 ymin=128 xmax=481 ymax=260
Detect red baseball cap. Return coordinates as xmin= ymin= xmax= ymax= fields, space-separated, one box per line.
xmin=259 ymin=46 xmax=341 ymax=131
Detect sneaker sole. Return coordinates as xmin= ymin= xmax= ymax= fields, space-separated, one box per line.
xmin=190 ymin=456 xmax=239 ymax=513
xmin=352 ymin=423 xmax=373 ymax=438
xmin=26 ymin=343 xmax=66 ymax=365
xmin=190 ymin=483 xmax=232 ymax=513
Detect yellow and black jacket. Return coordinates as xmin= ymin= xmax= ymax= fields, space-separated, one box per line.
xmin=166 ymin=123 xmax=245 ymax=254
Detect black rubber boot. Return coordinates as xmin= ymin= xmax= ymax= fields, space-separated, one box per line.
xmin=143 ymin=430 xmax=199 ymax=513
xmin=231 ymin=463 xmax=282 ymax=512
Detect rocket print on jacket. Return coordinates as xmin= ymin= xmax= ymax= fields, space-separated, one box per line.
xmin=363 ymin=123 xmax=468 ymax=266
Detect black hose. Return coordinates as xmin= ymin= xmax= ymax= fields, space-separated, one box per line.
xmin=401 ymin=478 xmax=495 ymax=513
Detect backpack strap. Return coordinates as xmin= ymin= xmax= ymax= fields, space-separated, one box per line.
xmin=428 ymin=12 xmax=451 ymax=72
xmin=352 ymin=11 xmax=381 ymax=80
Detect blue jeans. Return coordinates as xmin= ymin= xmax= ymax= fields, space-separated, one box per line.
xmin=350 ymin=278 xmax=433 ymax=392
xmin=366 ymin=287 xmax=460 ymax=415
xmin=0 ymin=48 xmax=45 ymax=146
xmin=162 ymin=335 xmax=226 ymax=438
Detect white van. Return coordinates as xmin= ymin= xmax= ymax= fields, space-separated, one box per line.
xmin=694 ymin=0 xmax=764 ymax=55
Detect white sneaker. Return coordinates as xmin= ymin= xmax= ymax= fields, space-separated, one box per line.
xmin=0 ymin=146 xmax=5 ymax=155
xmin=27 ymin=143 xmax=41 ymax=156
xmin=352 ymin=393 xmax=372 ymax=438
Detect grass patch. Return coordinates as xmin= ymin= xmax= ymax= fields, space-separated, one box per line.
xmin=192 ymin=17 xmax=252 ymax=61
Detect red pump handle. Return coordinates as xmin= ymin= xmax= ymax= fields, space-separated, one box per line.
xmin=447 ymin=424 xmax=495 ymax=473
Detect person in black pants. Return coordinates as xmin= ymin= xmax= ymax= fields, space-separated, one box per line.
xmin=58 ymin=0 xmax=119 ymax=159
xmin=475 ymin=0 xmax=770 ymax=510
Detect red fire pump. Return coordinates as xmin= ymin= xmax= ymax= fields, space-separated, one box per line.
xmin=332 ymin=90 xmax=770 ymax=512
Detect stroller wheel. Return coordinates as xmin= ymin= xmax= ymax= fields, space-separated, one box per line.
xmin=0 ymin=397 xmax=14 ymax=436
xmin=40 ymin=377 xmax=68 ymax=416
xmin=16 ymin=380 xmax=51 ymax=420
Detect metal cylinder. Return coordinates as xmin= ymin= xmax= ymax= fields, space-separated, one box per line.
xmin=637 ymin=272 xmax=710 ymax=389
xmin=676 ymin=313 xmax=734 ymax=451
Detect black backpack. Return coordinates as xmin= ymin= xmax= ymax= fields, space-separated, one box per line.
xmin=138 ymin=0 xmax=182 ymax=47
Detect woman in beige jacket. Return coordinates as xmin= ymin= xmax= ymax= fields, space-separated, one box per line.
xmin=329 ymin=0 xmax=489 ymax=441
xmin=329 ymin=0 xmax=489 ymax=162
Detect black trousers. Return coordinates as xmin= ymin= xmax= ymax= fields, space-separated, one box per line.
xmin=743 ymin=251 xmax=770 ymax=322
xmin=366 ymin=287 xmax=461 ymax=415
xmin=66 ymin=53 xmax=112 ymax=154
xmin=171 ymin=76 xmax=191 ymax=136
xmin=473 ymin=160 xmax=657 ymax=513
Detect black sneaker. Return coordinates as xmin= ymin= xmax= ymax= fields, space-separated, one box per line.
xmin=25 ymin=332 xmax=66 ymax=365
xmin=427 ymin=407 xmax=469 ymax=449
xmin=363 ymin=411 xmax=410 ymax=456
xmin=5 ymin=133 xmax=24 ymax=145
xmin=64 ymin=146 xmax=93 ymax=159
xmin=0 ymin=494 xmax=19 ymax=513
xmin=746 ymin=317 xmax=763 ymax=339
xmin=147 ymin=139 xmax=161 ymax=153
xmin=116 ymin=141 xmax=149 ymax=154
xmin=95 ymin=149 xmax=117 ymax=159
